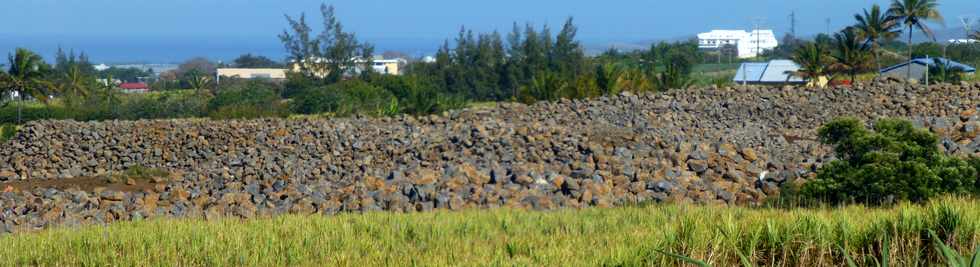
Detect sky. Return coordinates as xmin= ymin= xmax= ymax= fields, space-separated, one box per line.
xmin=0 ymin=0 xmax=977 ymax=63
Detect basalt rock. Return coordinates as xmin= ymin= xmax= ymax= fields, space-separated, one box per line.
xmin=2 ymin=82 xmax=980 ymax=232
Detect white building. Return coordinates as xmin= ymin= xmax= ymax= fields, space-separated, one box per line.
xmin=948 ymin=39 xmax=979 ymax=44
xmin=698 ymin=29 xmax=779 ymax=58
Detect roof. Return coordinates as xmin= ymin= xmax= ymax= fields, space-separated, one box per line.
xmin=880 ymin=57 xmax=976 ymax=73
xmin=119 ymin=82 xmax=149 ymax=90
xmin=733 ymin=60 xmax=805 ymax=83
xmin=733 ymin=62 xmax=767 ymax=82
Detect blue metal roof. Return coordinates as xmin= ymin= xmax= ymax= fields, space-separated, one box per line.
xmin=733 ymin=60 xmax=805 ymax=83
xmin=880 ymin=57 xmax=976 ymax=73
xmin=733 ymin=62 xmax=766 ymax=82
xmin=759 ymin=60 xmax=805 ymax=83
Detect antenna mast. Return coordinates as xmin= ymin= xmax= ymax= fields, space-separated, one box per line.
xmin=789 ymin=11 xmax=796 ymax=37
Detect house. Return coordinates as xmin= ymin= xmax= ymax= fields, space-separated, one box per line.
xmin=216 ymin=68 xmax=288 ymax=83
xmin=119 ymin=82 xmax=150 ymax=94
xmin=289 ymin=57 xmax=406 ymax=77
xmin=733 ymin=60 xmax=806 ymax=84
xmin=370 ymin=59 xmax=405 ymax=75
xmin=948 ymin=39 xmax=979 ymax=44
xmin=698 ymin=29 xmax=779 ymax=58
xmin=879 ymin=58 xmax=976 ymax=81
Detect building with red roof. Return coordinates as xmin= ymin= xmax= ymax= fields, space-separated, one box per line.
xmin=119 ymin=82 xmax=150 ymax=94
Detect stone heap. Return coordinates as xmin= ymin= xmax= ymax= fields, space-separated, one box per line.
xmin=1 ymin=81 xmax=980 ymax=232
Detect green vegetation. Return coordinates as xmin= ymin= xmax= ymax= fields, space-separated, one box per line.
xmin=888 ymin=0 xmax=943 ymax=80
xmin=800 ymin=118 xmax=980 ymax=205
xmin=0 ymin=123 xmax=16 ymax=142
xmin=2 ymin=1 xmax=978 ymax=124
xmin=0 ymin=197 xmax=976 ymax=266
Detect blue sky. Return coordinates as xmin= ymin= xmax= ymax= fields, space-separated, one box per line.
xmin=0 ymin=0 xmax=976 ymax=62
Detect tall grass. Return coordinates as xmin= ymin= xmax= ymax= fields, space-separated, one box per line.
xmin=0 ymin=197 xmax=976 ymax=266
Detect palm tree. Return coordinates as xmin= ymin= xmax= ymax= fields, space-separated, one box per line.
xmin=6 ymin=48 xmax=52 ymax=124
xmin=790 ymin=43 xmax=833 ymax=87
xmin=853 ymin=4 xmax=900 ymax=75
xmin=830 ymin=27 xmax=872 ymax=83
xmin=888 ymin=0 xmax=944 ymax=80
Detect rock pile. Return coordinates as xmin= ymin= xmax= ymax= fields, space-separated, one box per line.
xmin=2 ymin=81 xmax=980 ymax=232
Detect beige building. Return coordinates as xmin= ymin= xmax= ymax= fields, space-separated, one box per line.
xmin=289 ymin=58 xmax=406 ymax=77
xmin=216 ymin=68 xmax=288 ymax=82
xmin=369 ymin=59 xmax=404 ymax=75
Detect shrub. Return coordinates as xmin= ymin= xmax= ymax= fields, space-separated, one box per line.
xmin=801 ymin=117 xmax=979 ymax=205
xmin=0 ymin=123 xmax=17 ymax=142
xmin=0 ymin=104 xmax=71 ymax=124
xmin=290 ymin=80 xmax=396 ymax=117
xmin=207 ymin=83 xmax=286 ymax=119
xmin=290 ymin=86 xmax=343 ymax=115
xmin=116 ymin=92 xmax=208 ymax=120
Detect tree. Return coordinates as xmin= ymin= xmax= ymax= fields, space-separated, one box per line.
xmin=280 ymin=4 xmax=374 ymax=83
xmin=801 ymin=117 xmax=978 ymax=205
xmin=854 ymin=4 xmax=901 ymax=76
xmin=830 ymin=27 xmax=871 ymax=82
xmin=790 ymin=43 xmax=833 ymax=87
xmin=232 ymin=54 xmax=282 ymax=68
xmin=56 ymin=65 xmax=95 ymax=111
xmin=53 ymin=47 xmax=96 ymax=77
xmin=888 ymin=0 xmax=944 ymax=80
xmin=175 ymin=57 xmax=217 ymax=79
xmin=6 ymin=48 xmax=52 ymax=124
xmin=551 ymin=17 xmax=585 ymax=78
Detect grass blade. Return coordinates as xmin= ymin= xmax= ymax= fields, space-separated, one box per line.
xmin=654 ymin=249 xmax=711 ymax=267
xmin=838 ymin=244 xmax=858 ymax=267
xmin=881 ymin=235 xmax=889 ymax=267
xmin=969 ymin=246 xmax=979 ymax=267
xmin=930 ymin=230 xmax=964 ymax=267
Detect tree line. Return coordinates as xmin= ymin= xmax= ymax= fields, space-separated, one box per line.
xmin=4 ymin=1 xmax=978 ymax=125
xmin=783 ymin=0 xmax=979 ymax=86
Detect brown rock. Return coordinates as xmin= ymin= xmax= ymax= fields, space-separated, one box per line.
xmin=740 ymin=148 xmax=758 ymax=162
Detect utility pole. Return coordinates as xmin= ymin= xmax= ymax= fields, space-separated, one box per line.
xmin=825 ymin=18 xmax=831 ymax=35
xmin=751 ymin=17 xmax=766 ymax=58
xmin=789 ymin=11 xmax=797 ymax=37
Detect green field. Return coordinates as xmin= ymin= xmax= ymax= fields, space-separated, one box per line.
xmin=1 ymin=197 xmax=978 ymax=266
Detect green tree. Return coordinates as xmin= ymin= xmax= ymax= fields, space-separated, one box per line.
xmin=830 ymin=27 xmax=871 ymax=82
xmin=802 ymin=117 xmax=978 ymax=205
xmin=853 ymin=4 xmax=901 ymax=75
xmin=888 ymin=0 xmax=944 ymax=80
xmin=232 ymin=54 xmax=283 ymax=68
xmin=55 ymin=65 xmax=95 ymax=112
xmin=5 ymin=48 xmax=52 ymax=124
xmin=280 ymin=4 xmax=373 ymax=83
xmin=551 ymin=17 xmax=585 ymax=78
xmin=790 ymin=43 xmax=833 ymax=87
xmin=175 ymin=57 xmax=217 ymax=80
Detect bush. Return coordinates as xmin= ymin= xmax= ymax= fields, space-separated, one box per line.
xmin=290 ymin=80 xmax=396 ymax=117
xmin=116 ymin=92 xmax=208 ymax=120
xmin=0 ymin=104 xmax=71 ymax=124
xmin=290 ymin=86 xmax=343 ymax=115
xmin=801 ymin=117 xmax=979 ymax=205
xmin=1 ymin=123 xmax=17 ymax=142
xmin=207 ymin=83 xmax=286 ymax=119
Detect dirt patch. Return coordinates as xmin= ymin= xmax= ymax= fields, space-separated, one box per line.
xmin=2 ymin=176 xmax=162 ymax=193
xmin=2 ymin=166 xmax=171 ymax=193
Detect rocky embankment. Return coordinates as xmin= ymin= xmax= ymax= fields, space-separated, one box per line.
xmin=2 ymin=81 xmax=980 ymax=232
